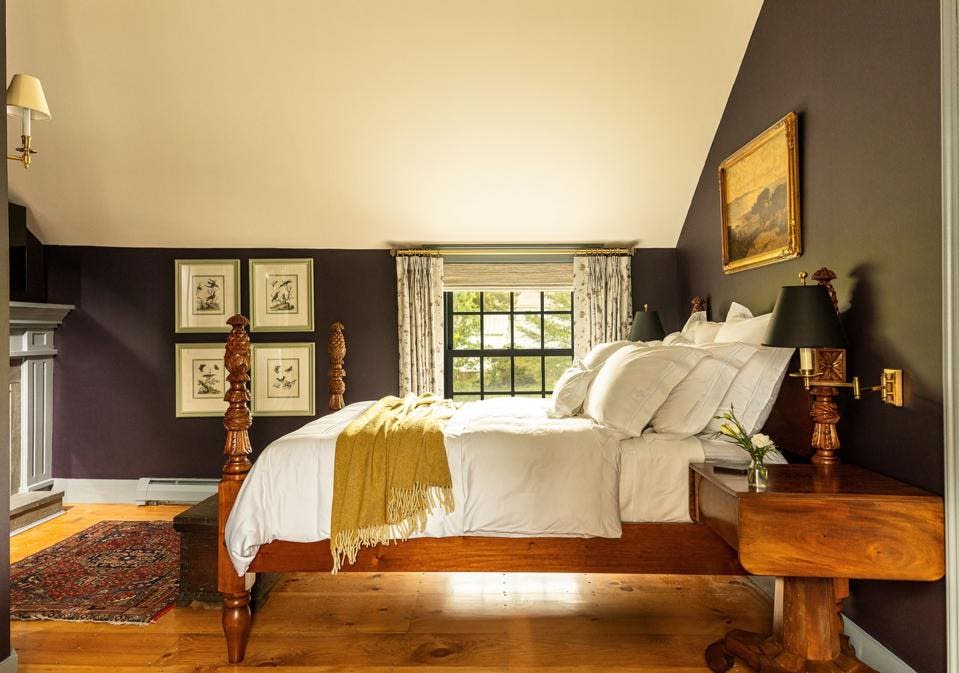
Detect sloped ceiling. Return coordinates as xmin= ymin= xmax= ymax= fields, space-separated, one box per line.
xmin=6 ymin=0 xmax=760 ymax=248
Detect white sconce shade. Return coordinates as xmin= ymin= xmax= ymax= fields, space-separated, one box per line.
xmin=6 ymin=74 xmax=51 ymax=136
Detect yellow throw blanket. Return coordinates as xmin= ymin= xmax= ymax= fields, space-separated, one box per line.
xmin=330 ymin=393 xmax=457 ymax=573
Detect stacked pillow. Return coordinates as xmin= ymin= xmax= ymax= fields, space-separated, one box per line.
xmin=548 ymin=300 xmax=793 ymax=438
xmin=546 ymin=340 xmax=631 ymax=416
xmin=582 ymin=344 xmax=709 ymax=436
xmin=650 ymin=342 xmax=758 ymax=437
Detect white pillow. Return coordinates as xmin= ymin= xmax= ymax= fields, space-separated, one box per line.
xmin=714 ymin=312 xmax=773 ymax=345
xmin=548 ymin=359 xmax=596 ymax=417
xmin=725 ymin=301 xmax=754 ymax=322
xmin=663 ymin=332 xmax=693 ymax=346
xmin=651 ymin=342 xmax=759 ymax=437
xmin=706 ymin=346 xmax=794 ymax=435
xmin=582 ymin=340 xmax=632 ymax=370
xmin=584 ymin=345 xmax=709 ymax=437
xmin=681 ymin=311 xmax=723 ymax=345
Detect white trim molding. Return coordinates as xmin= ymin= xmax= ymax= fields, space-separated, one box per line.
xmin=0 ymin=648 xmax=18 ymax=673
xmin=842 ymin=617 xmax=917 ymax=673
xmin=52 ymin=478 xmax=140 ymax=504
xmin=943 ymin=1 xmax=959 ymax=673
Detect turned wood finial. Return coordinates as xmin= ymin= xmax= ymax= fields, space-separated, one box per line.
xmin=807 ymin=267 xmax=844 ymax=466
xmin=223 ymin=314 xmax=252 ymax=479
xmin=328 ymin=322 xmax=346 ymax=411
xmin=813 ymin=267 xmax=839 ymax=315
xmin=691 ymin=296 xmax=707 ymax=315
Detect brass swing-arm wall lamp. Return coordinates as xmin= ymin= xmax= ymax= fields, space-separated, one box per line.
xmin=6 ymin=74 xmax=51 ymax=169
xmin=763 ymin=269 xmax=903 ymax=465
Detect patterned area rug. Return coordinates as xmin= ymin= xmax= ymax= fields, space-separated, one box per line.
xmin=11 ymin=520 xmax=179 ymax=624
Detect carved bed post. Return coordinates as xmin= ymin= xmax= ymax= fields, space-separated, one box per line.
xmin=809 ymin=267 xmax=846 ymax=466
xmin=218 ymin=314 xmax=253 ymax=663
xmin=691 ymin=296 xmax=707 ymax=315
xmin=328 ymin=322 xmax=346 ymax=411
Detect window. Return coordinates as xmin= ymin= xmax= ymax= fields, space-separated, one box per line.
xmin=445 ymin=290 xmax=574 ymax=400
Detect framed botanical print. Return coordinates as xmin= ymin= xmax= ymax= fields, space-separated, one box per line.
xmin=249 ymin=259 xmax=314 ymax=332
xmin=251 ymin=343 xmax=316 ymax=416
xmin=719 ymin=112 xmax=802 ymax=274
xmin=175 ymin=344 xmax=228 ymax=417
xmin=175 ymin=259 xmax=241 ymax=332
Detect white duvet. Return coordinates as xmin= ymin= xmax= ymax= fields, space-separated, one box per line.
xmin=225 ymin=398 xmax=775 ymax=576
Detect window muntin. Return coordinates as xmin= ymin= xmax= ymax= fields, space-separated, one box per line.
xmin=445 ymin=290 xmax=573 ymax=400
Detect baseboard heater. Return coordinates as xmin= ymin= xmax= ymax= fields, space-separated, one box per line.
xmin=136 ymin=477 xmax=219 ymax=505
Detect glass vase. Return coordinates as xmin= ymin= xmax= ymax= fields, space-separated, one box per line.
xmin=747 ymin=458 xmax=768 ymax=490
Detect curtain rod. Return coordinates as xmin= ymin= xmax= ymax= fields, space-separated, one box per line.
xmin=392 ymin=247 xmax=633 ymax=257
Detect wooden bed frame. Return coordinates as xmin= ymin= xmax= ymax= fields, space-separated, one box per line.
xmin=215 ymin=286 xmax=822 ymax=663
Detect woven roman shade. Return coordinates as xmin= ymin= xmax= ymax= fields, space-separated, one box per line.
xmin=443 ymin=262 xmax=573 ymax=290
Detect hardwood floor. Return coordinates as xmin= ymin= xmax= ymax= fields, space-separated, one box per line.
xmin=11 ymin=504 xmax=770 ymax=672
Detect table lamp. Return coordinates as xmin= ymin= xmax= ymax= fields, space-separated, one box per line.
xmin=629 ymin=305 xmax=665 ymax=342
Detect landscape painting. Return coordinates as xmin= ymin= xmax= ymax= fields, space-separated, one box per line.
xmin=719 ymin=112 xmax=801 ymax=274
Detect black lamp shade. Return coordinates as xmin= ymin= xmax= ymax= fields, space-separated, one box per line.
xmin=629 ymin=310 xmax=665 ymax=342
xmin=764 ymin=284 xmax=845 ymax=348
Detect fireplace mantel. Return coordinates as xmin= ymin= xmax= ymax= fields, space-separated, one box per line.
xmin=10 ymin=301 xmax=74 ymax=359
xmin=9 ymin=301 xmax=74 ymax=493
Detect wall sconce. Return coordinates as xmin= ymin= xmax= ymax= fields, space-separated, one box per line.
xmin=764 ymin=270 xmax=903 ymax=465
xmin=6 ymin=74 xmax=51 ymax=169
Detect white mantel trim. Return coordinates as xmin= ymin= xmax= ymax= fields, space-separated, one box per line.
xmin=9 ymin=301 xmax=74 ymax=330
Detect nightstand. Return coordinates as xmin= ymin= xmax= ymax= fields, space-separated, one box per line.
xmin=689 ymin=463 xmax=944 ymax=673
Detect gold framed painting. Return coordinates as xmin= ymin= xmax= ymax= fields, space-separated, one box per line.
xmin=249 ymin=259 xmax=314 ymax=332
xmin=175 ymin=259 xmax=241 ymax=333
xmin=719 ymin=112 xmax=801 ymax=274
xmin=175 ymin=343 xmax=228 ymax=417
xmin=251 ymin=343 xmax=316 ymax=416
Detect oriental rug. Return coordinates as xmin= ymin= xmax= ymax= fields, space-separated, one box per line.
xmin=11 ymin=520 xmax=179 ymax=624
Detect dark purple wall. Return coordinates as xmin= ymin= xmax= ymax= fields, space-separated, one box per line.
xmin=632 ymin=249 xmax=683 ymax=334
xmin=46 ymin=246 xmax=399 ymax=479
xmin=674 ymin=1 xmax=943 ymax=670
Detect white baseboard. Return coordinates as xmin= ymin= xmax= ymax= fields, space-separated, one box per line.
xmin=747 ymin=577 xmax=914 ymax=673
xmin=0 ymin=648 xmax=18 ymax=672
xmin=842 ymin=616 xmax=917 ymax=673
xmin=52 ymin=478 xmax=140 ymax=504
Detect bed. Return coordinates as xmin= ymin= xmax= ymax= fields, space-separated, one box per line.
xmin=216 ymin=295 xmax=798 ymax=663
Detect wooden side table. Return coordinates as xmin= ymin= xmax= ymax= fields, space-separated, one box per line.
xmin=689 ymin=463 xmax=944 ymax=673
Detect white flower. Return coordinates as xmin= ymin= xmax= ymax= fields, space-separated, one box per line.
xmin=751 ymin=433 xmax=774 ymax=449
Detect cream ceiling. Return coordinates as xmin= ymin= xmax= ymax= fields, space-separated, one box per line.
xmin=6 ymin=0 xmax=761 ymax=249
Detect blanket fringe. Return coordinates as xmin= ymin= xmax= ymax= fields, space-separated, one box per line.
xmin=331 ymin=484 xmax=454 ymax=574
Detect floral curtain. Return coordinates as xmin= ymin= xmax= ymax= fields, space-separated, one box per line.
xmin=572 ymin=255 xmax=632 ymax=359
xmin=397 ymin=255 xmax=445 ymax=396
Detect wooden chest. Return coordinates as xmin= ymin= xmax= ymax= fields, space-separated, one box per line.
xmin=173 ymin=494 xmax=281 ymax=608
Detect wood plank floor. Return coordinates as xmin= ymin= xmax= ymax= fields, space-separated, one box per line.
xmin=11 ymin=504 xmax=769 ymax=672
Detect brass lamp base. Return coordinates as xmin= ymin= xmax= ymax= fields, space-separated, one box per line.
xmin=7 ymin=134 xmax=35 ymax=168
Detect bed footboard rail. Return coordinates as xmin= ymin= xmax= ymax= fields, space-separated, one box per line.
xmin=218 ymin=314 xmax=254 ymax=663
